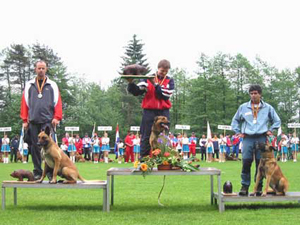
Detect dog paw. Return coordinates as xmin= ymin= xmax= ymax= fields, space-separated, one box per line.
xmin=50 ymin=179 xmax=57 ymax=184
xmin=261 ymin=192 xmax=267 ymax=197
xmin=35 ymin=179 xmax=43 ymax=183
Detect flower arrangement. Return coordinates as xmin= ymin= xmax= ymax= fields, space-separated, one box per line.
xmin=135 ymin=135 xmax=200 ymax=177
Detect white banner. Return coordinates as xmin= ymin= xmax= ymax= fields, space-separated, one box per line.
xmin=130 ymin=126 xmax=140 ymax=131
xmin=65 ymin=127 xmax=80 ymax=131
xmin=218 ymin=125 xmax=232 ymax=130
xmin=288 ymin=123 xmax=300 ymax=128
xmin=0 ymin=127 xmax=12 ymax=132
xmin=98 ymin=126 xmax=112 ymax=131
xmin=175 ymin=125 xmax=190 ymax=130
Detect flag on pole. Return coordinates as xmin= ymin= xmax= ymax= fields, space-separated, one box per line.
xmin=207 ymin=121 xmax=212 ymax=139
xmin=114 ymin=123 xmax=120 ymax=154
xmin=207 ymin=121 xmax=213 ymax=153
xmin=277 ymin=127 xmax=282 ymax=143
xmin=18 ymin=126 xmax=24 ymax=154
xmin=92 ymin=122 xmax=96 ymax=138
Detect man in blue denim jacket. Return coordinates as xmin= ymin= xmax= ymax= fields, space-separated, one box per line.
xmin=231 ymin=84 xmax=281 ymax=196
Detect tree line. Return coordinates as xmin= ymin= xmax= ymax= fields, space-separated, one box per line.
xmin=0 ymin=35 xmax=299 ymax=142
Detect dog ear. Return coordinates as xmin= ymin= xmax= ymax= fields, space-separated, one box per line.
xmin=154 ymin=116 xmax=159 ymax=123
xmin=44 ymin=126 xmax=51 ymax=136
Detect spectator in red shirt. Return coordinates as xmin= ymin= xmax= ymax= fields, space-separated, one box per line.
xmin=125 ymin=132 xmax=135 ymax=163
xmin=232 ymin=134 xmax=240 ymax=158
xmin=75 ymin=134 xmax=83 ymax=155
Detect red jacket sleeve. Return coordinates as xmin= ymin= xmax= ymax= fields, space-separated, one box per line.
xmin=54 ymin=92 xmax=63 ymax=121
xmin=20 ymin=92 xmax=29 ymax=123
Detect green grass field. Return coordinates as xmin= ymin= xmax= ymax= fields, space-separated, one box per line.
xmin=1 ymin=154 xmax=300 ymax=225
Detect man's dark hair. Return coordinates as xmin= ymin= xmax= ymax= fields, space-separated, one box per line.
xmin=248 ymin=84 xmax=262 ymax=94
xmin=34 ymin=60 xmax=48 ymax=68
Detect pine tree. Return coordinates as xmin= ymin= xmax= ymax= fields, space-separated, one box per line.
xmin=120 ymin=34 xmax=150 ymax=73
xmin=118 ymin=34 xmax=150 ymax=128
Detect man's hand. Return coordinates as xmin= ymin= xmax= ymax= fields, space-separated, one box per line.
xmin=23 ymin=122 xmax=28 ymax=129
xmin=52 ymin=118 xmax=60 ymax=127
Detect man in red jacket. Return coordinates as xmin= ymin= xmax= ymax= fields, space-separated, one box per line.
xmin=127 ymin=60 xmax=174 ymax=158
xmin=20 ymin=60 xmax=62 ymax=180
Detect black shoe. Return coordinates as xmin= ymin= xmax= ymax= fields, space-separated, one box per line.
xmin=46 ymin=172 xmax=53 ymax=181
xmin=239 ymin=185 xmax=249 ymax=196
xmin=33 ymin=175 xmax=42 ymax=181
xmin=255 ymin=184 xmax=263 ymax=196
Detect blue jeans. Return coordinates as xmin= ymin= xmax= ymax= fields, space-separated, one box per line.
xmin=225 ymin=146 xmax=231 ymax=155
xmin=241 ymin=135 xmax=266 ymax=187
xmin=232 ymin=144 xmax=239 ymax=158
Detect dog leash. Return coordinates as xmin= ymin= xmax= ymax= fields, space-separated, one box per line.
xmin=53 ymin=125 xmax=58 ymax=144
xmin=158 ymin=175 xmax=166 ymax=207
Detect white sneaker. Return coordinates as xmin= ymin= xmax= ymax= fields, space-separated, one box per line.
xmin=293 ymin=159 xmax=297 ymax=162
xmin=118 ymin=161 xmax=121 ymax=164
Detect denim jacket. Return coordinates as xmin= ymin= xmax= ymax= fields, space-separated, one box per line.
xmin=231 ymin=100 xmax=281 ymax=135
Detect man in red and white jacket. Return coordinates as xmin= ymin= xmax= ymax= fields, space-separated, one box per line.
xmin=127 ymin=59 xmax=174 ymax=158
xmin=20 ymin=60 xmax=62 ymax=180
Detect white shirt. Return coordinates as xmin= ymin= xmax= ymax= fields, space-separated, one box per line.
xmin=118 ymin=143 xmax=124 ymax=149
xmin=23 ymin=142 xmax=28 ymax=150
xmin=133 ymin=138 xmax=140 ymax=146
xmin=68 ymin=137 xmax=75 ymax=145
xmin=61 ymin=144 xmax=68 ymax=151
xmin=102 ymin=137 xmax=110 ymax=145
xmin=291 ymin=137 xmax=299 ymax=144
xmin=2 ymin=137 xmax=9 ymax=145
xmin=92 ymin=138 xmax=100 ymax=146
xmin=199 ymin=138 xmax=207 ymax=147
xmin=282 ymin=140 xmax=288 ymax=147
xmin=182 ymin=137 xmax=189 ymax=145
xmin=219 ymin=137 xmax=227 ymax=145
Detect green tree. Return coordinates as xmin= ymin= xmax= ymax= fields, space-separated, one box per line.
xmin=118 ymin=34 xmax=150 ymax=128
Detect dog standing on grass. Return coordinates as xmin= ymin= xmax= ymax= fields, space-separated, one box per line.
xmin=251 ymin=142 xmax=288 ymax=196
xmin=36 ymin=126 xmax=85 ymax=184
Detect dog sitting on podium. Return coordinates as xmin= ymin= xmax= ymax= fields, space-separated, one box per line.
xmin=36 ymin=126 xmax=85 ymax=184
xmin=251 ymin=142 xmax=288 ymax=196
xmin=149 ymin=116 xmax=170 ymax=151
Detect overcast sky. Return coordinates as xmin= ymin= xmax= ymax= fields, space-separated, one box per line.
xmin=1 ymin=0 xmax=299 ymax=87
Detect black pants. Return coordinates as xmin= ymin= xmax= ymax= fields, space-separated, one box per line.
xmin=10 ymin=147 xmax=18 ymax=162
xmin=140 ymin=109 xmax=170 ymax=157
xmin=84 ymin=147 xmax=91 ymax=161
xmin=200 ymin=147 xmax=206 ymax=161
xmin=29 ymin=122 xmax=52 ymax=177
xmin=214 ymin=150 xmax=219 ymax=159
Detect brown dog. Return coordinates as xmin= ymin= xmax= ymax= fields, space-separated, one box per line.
xmin=17 ymin=151 xmax=23 ymax=162
xmin=251 ymin=142 xmax=288 ymax=196
xmin=75 ymin=152 xmax=85 ymax=162
xmin=36 ymin=127 xmax=85 ymax=184
xmin=149 ymin=116 xmax=170 ymax=150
